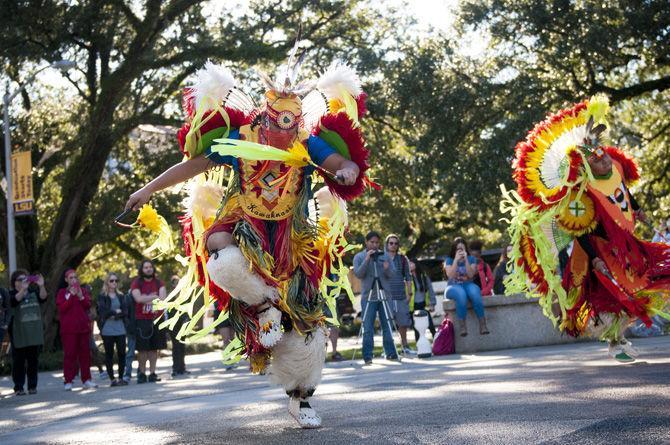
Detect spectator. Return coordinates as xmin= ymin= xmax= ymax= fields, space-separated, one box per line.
xmin=167 ymin=275 xmax=190 ymax=378
xmin=469 ymin=240 xmax=494 ymax=296
xmin=130 ymin=260 xmax=167 ymax=384
xmin=0 ymin=285 xmax=10 ymax=351
xmin=353 ymin=231 xmax=398 ymax=365
xmin=383 ymin=234 xmax=414 ymax=354
xmin=493 ymin=245 xmax=513 ymax=295
xmin=409 ymin=260 xmax=436 ymax=339
xmin=444 ymin=237 xmax=489 ymax=337
xmin=86 ymin=283 xmax=106 ymax=380
xmin=98 ymin=272 xmax=128 ymax=386
xmin=652 ymin=217 xmax=670 ymax=244
xmin=56 ymin=269 xmax=97 ymax=390
xmin=8 ymin=270 xmax=47 ymax=395
xmin=122 ymin=288 xmax=137 ymax=384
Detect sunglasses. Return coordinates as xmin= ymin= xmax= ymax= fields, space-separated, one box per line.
xmin=387 ymin=241 xmax=399 ymax=245
xmin=17 ymin=276 xmax=27 ymax=282
xmin=108 ymin=279 xmax=118 ymax=283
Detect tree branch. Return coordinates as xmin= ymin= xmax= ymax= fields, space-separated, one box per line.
xmin=162 ymin=0 xmax=208 ymax=23
xmin=111 ymin=238 xmax=147 ymax=262
xmin=62 ymin=72 xmax=93 ymax=103
xmin=369 ymin=115 xmax=405 ymax=136
xmin=116 ymin=1 xmax=142 ymax=30
xmin=645 ymin=119 xmax=670 ymax=143
xmin=593 ymin=75 xmax=670 ymax=102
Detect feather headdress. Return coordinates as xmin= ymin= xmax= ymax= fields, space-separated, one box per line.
xmin=187 ymin=61 xmax=237 ymax=111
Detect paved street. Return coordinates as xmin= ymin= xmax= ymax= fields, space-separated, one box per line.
xmin=1 ymin=336 xmax=669 ymax=445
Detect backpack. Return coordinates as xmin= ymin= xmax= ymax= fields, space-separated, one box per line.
xmin=432 ymin=317 xmax=455 ymax=355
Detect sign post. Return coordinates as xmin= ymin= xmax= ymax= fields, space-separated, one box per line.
xmin=11 ymin=151 xmax=34 ymax=216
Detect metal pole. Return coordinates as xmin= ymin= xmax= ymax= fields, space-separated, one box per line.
xmin=3 ymin=85 xmax=17 ymax=275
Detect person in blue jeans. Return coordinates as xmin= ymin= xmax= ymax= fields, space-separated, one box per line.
xmin=444 ymin=237 xmax=490 ymax=337
xmin=353 ymin=231 xmax=398 ymax=365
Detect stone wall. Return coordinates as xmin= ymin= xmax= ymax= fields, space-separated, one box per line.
xmin=441 ymin=293 xmax=589 ymax=353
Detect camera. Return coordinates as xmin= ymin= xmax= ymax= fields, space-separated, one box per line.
xmin=370 ymin=250 xmax=384 ymax=260
xmin=27 ymin=275 xmax=40 ymax=283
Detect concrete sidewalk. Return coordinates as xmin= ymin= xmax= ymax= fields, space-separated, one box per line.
xmin=1 ymin=336 xmax=669 ymax=444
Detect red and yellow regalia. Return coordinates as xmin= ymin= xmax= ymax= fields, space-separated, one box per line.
xmin=154 ymin=57 xmax=373 ymax=427
xmin=501 ymin=96 xmax=670 ymax=356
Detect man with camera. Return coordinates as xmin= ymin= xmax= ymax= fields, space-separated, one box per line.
xmin=353 ymin=231 xmax=398 ymax=365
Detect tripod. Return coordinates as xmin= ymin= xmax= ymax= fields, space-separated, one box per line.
xmin=352 ymin=257 xmax=402 ymax=361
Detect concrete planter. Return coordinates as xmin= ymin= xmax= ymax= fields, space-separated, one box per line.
xmin=442 ymin=293 xmax=588 ymax=353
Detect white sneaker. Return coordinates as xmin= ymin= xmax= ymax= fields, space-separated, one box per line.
xmin=608 ymin=339 xmax=638 ymax=363
xmin=83 ymin=380 xmax=98 ymax=389
xmin=258 ymin=306 xmax=283 ymax=348
xmin=64 ymin=383 xmax=73 ymax=391
xmin=288 ymin=397 xmax=322 ymax=429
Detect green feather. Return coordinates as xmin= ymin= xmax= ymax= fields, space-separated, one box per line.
xmin=318 ymin=128 xmax=351 ymax=159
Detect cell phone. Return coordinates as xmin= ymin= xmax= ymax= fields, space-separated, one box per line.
xmin=27 ymin=275 xmax=40 ymax=283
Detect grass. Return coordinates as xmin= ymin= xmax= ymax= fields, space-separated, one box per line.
xmin=326 ymin=342 xmax=417 ymax=362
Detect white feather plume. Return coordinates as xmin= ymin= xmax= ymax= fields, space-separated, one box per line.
xmin=316 ymin=61 xmax=362 ymax=99
xmin=540 ymin=124 xmax=588 ymax=189
xmin=188 ymin=61 xmax=237 ymax=111
xmin=183 ymin=182 xmax=225 ymax=221
xmin=302 ymin=90 xmax=328 ymax=132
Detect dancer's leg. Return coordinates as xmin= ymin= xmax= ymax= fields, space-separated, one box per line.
xmin=268 ymin=329 xmax=327 ymax=428
xmin=206 ymin=243 xmax=282 ymax=347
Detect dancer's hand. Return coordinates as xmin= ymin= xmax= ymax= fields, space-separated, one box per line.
xmin=592 ymin=257 xmax=607 ymax=274
xmin=335 ymin=167 xmax=357 ymax=185
xmin=125 ymin=188 xmax=152 ymax=211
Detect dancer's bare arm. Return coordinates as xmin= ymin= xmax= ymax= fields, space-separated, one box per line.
xmin=125 ymin=155 xmax=211 ymax=210
xmin=321 ymin=153 xmax=359 ymax=185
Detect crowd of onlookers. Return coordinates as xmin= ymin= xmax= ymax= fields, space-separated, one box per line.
xmin=2 ymin=217 xmax=668 ymax=395
xmin=0 ymin=259 xmax=204 ymax=396
xmin=351 ymin=231 xmax=515 ymax=364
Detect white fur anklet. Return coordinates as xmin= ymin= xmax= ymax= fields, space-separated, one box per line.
xmin=258 ymin=305 xmax=283 ymax=348
xmin=288 ymin=396 xmax=321 ymax=429
xmin=206 ymin=246 xmax=277 ymax=306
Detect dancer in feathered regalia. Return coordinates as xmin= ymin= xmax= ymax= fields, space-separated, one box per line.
xmin=501 ymin=96 xmax=670 ymax=362
xmin=124 ymin=51 xmax=373 ymax=427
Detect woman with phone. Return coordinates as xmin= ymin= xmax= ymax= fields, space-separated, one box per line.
xmin=8 ymin=269 xmax=47 ymax=395
xmin=444 ymin=237 xmax=490 ymax=337
xmin=56 ymin=269 xmax=97 ymax=390
xmin=97 ymin=273 xmax=128 ymax=386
